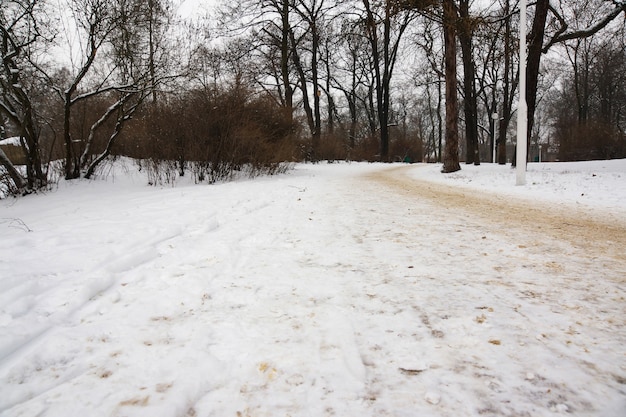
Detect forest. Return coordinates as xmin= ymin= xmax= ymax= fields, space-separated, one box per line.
xmin=1 ymin=0 xmax=625 ymax=196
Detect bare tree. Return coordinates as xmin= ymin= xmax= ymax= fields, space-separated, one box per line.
xmin=458 ymin=0 xmax=480 ymax=165
xmin=413 ymin=16 xmax=444 ymax=162
xmin=441 ymin=0 xmax=460 ymax=172
xmin=473 ymin=0 xmax=519 ymax=164
xmin=40 ymin=0 xmax=166 ymax=179
xmin=54 ymin=0 xmax=117 ymax=179
xmin=331 ymin=22 xmax=374 ymax=151
xmin=0 ymin=0 xmax=50 ymax=193
xmin=221 ymin=0 xmax=296 ymax=123
xmin=519 ymin=0 xmax=625 ymax=164
xmin=496 ymin=0 xmax=518 ymax=164
xmin=548 ymin=6 xmax=626 ymax=160
xmin=290 ymin=0 xmax=335 ymax=159
xmin=361 ymin=0 xmax=418 ymax=161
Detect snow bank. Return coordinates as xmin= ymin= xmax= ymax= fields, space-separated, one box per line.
xmin=0 ymin=137 xmax=21 ymax=147
xmin=411 ymin=159 xmax=626 ymax=211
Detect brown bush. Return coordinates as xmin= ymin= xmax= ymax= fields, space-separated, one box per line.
xmin=557 ymin=120 xmax=626 ymax=161
xmin=114 ymin=86 xmax=297 ymax=185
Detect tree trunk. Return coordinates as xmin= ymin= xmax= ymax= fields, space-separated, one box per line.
xmin=442 ymin=0 xmax=461 ymax=173
xmin=526 ymin=0 xmax=549 ymax=149
xmin=497 ymin=0 xmax=514 ymax=165
xmin=459 ymin=0 xmax=479 ymax=165
xmin=363 ymin=0 xmax=385 ymax=159
xmin=84 ymin=99 xmax=140 ymax=179
xmin=311 ymin=23 xmax=322 ymax=158
xmin=289 ymin=29 xmax=316 ymax=159
xmin=437 ymin=78 xmax=443 ymax=162
xmin=324 ymin=44 xmax=335 ymax=134
xmin=362 ymin=0 xmax=413 ymax=161
xmin=281 ymin=0 xmax=293 ymax=124
xmin=148 ymin=0 xmax=157 ymax=104
xmin=0 ymin=147 xmax=28 ymax=193
xmin=63 ymin=92 xmax=78 ymax=180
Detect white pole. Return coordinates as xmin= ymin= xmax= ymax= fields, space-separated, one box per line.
xmin=516 ymin=0 xmax=527 ymax=185
xmin=492 ymin=112 xmax=498 ymax=163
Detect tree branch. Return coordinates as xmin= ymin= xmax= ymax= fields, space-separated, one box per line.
xmin=542 ymin=3 xmax=626 ymax=53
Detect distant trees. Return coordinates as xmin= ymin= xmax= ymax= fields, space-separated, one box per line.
xmin=522 ymin=0 xmax=625 ymax=163
xmin=548 ymin=6 xmax=626 ymax=160
xmin=360 ymin=0 xmax=418 ymax=161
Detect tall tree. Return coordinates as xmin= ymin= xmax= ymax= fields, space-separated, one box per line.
xmin=56 ymin=0 xmax=116 ymax=179
xmin=145 ymin=0 xmax=172 ymax=104
xmin=496 ymin=0 xmax=517 ymax=164
xmin=42 ymin=0 xmax=161 ymax=179
xmin=458 ymin=0 xmax=479 ymax=165
xmin=441 ymin=0 xmax=460 ymax=172
xmin=521 ymin=0 xmax=625 ymax=163
xmin=277 ymin=0 xmax=294 ymax=124
xmin=361 ymin=0 xmax=417 ymax=161
xmin=523 ymin=0 xmax=549 ymax=161
xmin=329 ymin=22 xmax=373 ymax=150
xmin=413 ymin=16 xmax=444 ymax=162
xmin=290 ymin=0 xmax=333 ymax=159
xmin=217 ymin=0 xmax=296 ymax=126
xmin=0 ymin=0 xmax=49 ymax=192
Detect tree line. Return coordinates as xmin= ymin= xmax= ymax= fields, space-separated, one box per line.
xmin=1 ymin=0 xmax=625 ymax=196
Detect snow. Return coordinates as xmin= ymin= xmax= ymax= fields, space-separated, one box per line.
xmin=0 ymin=137 xmax=21 ymax=147
xmin=1 ymin=159 xmax=625 ymax=417
xmin=411 ymin=160 xmax=626 ymax=211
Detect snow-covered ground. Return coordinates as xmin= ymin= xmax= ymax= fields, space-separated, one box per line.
xmin=413 ymin=160 xmax=626 ymax=210
xmin=1 ymin=159 xmax=625 ymax=417
xmin=0 ymin=137 xmax=21 ymax=146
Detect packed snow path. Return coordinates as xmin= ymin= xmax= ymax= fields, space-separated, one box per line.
xmin=1 ymin=162 xmax=625 ymax=417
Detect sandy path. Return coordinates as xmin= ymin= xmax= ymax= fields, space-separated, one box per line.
xmin=354 ymin=164 xmax=626 ymax=415
xmin=368 ymin=165 xmax=626 ymax=268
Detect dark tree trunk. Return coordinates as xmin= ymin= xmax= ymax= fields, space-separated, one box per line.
xmin=63 ymin=92 xmax=79 ymax=179
xmin=442 ymin=0 xmax=461 ymax=173
xmin=311 ymin=23 xmax=321 ymax=157
xmin=324 ymin=45 xmax=335 ymax=134
xmin=526 ymin=0 xmax=549 ymax=148
xmin=497 ymin=0 xmax=515 ymax=165
xmin=459 ymin=0 xmax=479 ymax=165
xmin=362 ymin=0 xmax=413 ymax=161
xmin=437 ymin=78 xmax=443 ymax=162
xmin=148 ymin=0 xmax=157 ymax=104
xmin=289 ymin=29 xmax=316 ymax=159
xmin=281 ymin=0 xmax=293 ymax=124
xmin=0 ymin=148 xmax=28 ymax=192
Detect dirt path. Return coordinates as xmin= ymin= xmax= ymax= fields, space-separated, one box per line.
xmin=367 ymin=165 xmax=626 ymax=267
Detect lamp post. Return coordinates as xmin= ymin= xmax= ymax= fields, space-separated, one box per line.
xmin=516 ymin=0 xmax=527 ymax=185
xmin=492 ymin=112 xmax=498 ymax=163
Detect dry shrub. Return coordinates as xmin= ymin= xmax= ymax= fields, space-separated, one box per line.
xmin=557 ymin=120 xmax=626 ymax=161
xmin=314 ymin=132 xmax=351 ymax=162
xmin=389 ymin=135 xmax=423 ymax=163
xmin=114 ymin=86 xmax=297 ymax=185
